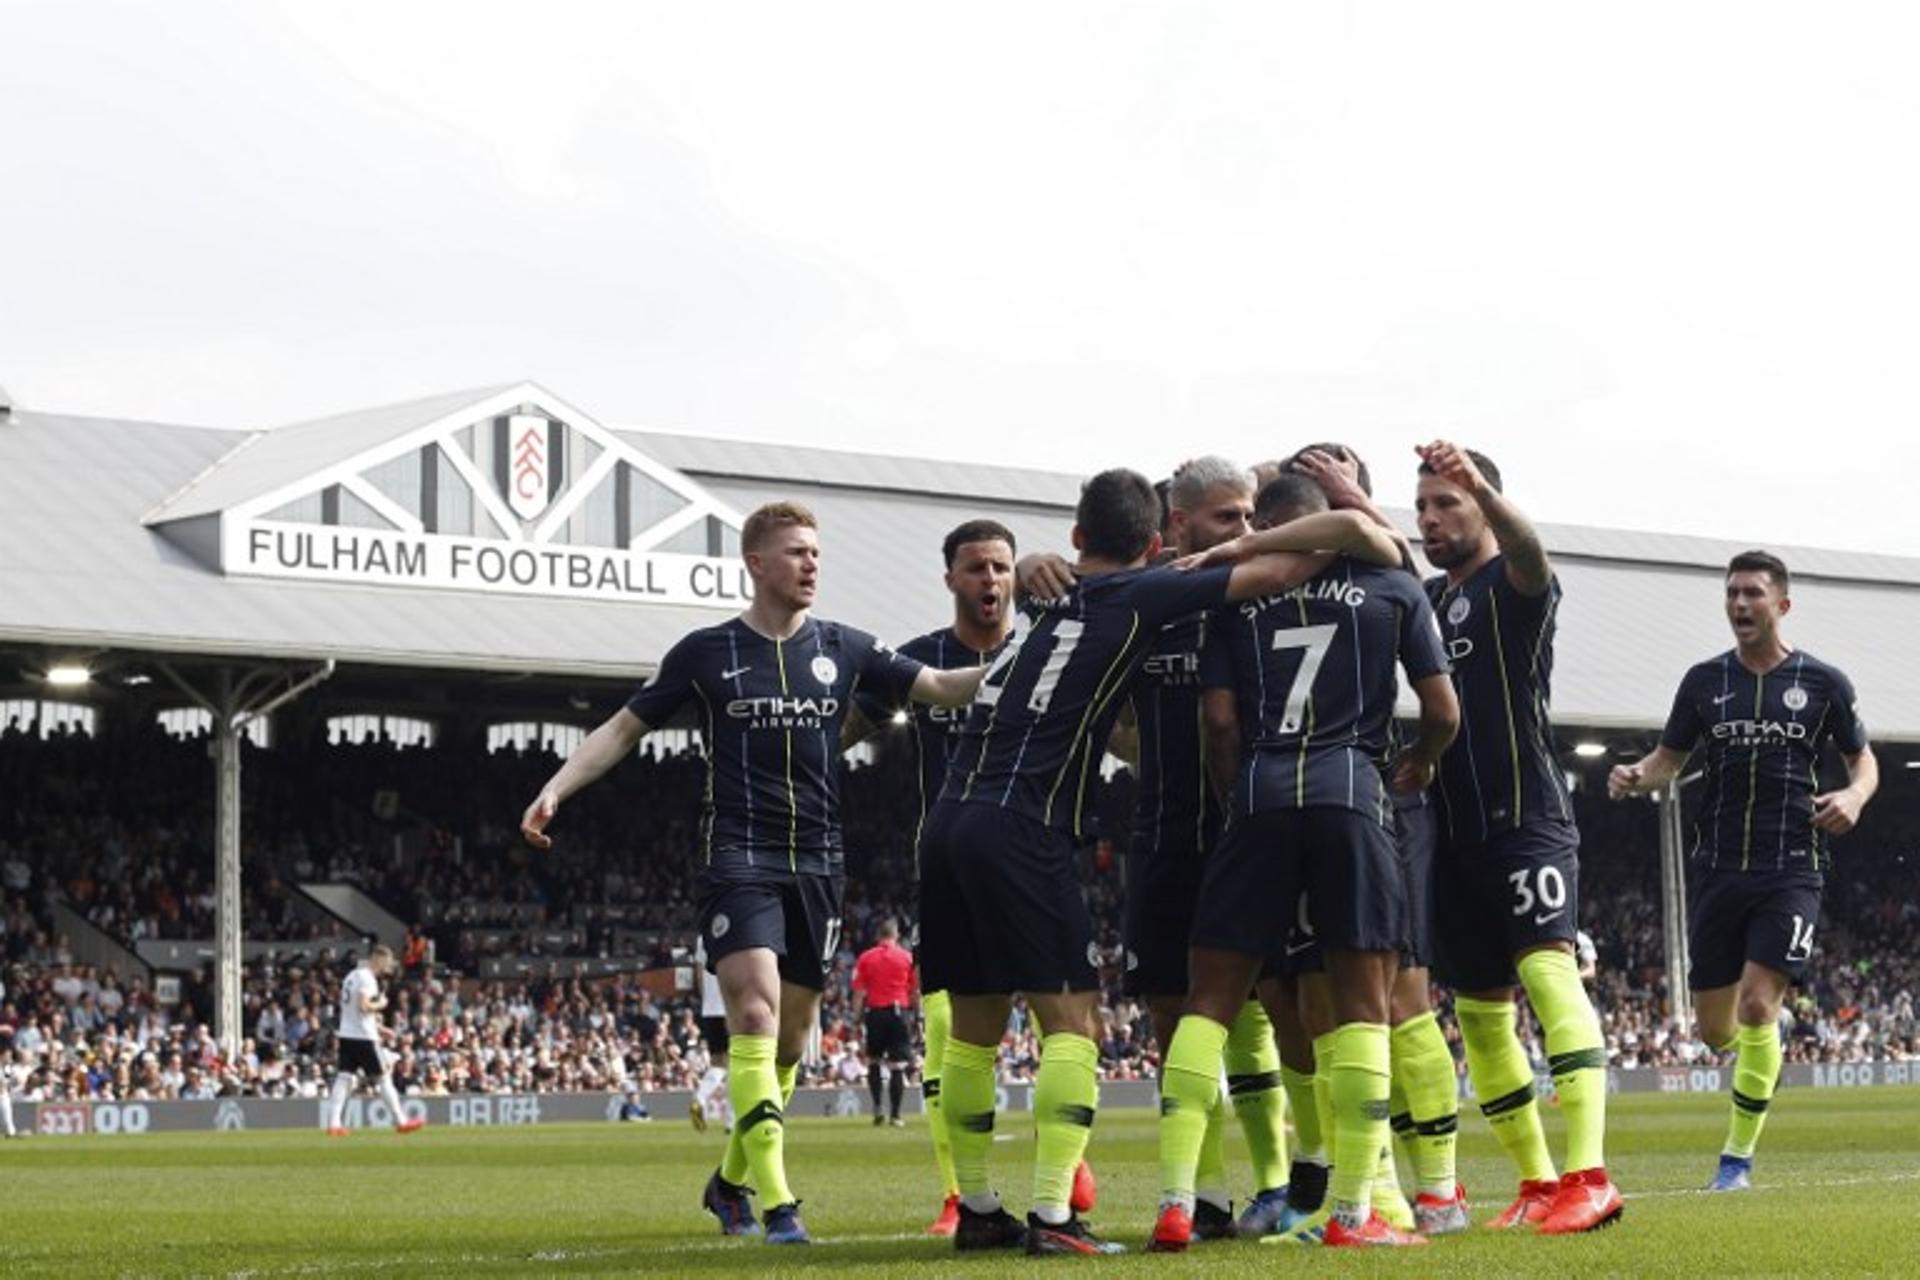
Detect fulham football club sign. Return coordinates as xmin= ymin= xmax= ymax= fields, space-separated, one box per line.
xmin=166 ymin=383 xmax=755 ymax=610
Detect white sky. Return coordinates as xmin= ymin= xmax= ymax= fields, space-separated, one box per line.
xmin=5 ymin=1 xmax=1918 ymax=555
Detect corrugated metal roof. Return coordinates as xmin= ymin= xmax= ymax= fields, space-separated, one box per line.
xmin=624 ymin=427 xmax=1085 ymax=508
xmin=4 ymin=397 xmax=1918 ymax=737
xmin=145 ymin=384 xmax=518 ymax=523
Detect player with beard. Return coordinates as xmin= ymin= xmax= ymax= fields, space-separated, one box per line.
xmin=846 ymin=518 xmax=1076 ymax=1235
xmin=520 ymin=502 xmax=986 ymax=1246
xmin=1153 ymin=473 xmax=1457 ymax=1250
xmin=1285 ymin=444 xmax=1469 ymax=1234
xmin=924 ymin=468 xmax=1405 ymax=1255
xmin=1608 ymin=551 xmax=1875 ymax=1190
xmin=1119 ymin=459 xmax=1294 ymax=1240
xmin=1416 ymin=442 xmax=1620 ymax=1234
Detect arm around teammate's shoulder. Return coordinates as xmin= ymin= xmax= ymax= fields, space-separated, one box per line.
xmin=909 ymin=664 xmax=986 ymax=708
xmin=521 ymin=707 xmax=648 ymax=849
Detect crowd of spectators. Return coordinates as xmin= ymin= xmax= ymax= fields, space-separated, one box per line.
xmin=3 ymin=717 xmax=1917 ymax=1102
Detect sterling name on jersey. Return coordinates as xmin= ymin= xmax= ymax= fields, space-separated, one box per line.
xmin=944 ymin=565 xmax=1235 ymax=839
xmin=628 ymin=617 xmax=923 ymax=873
xmin=1204 ymin=558 xmax=1448 ymax=823
xmin=1660 ymin=650 xmax=1867 ymax=874
xmin=1426 ymin=555 xmax=1573 ymax=845
xmin=858 ymin=627 xmax=1006 ymax=837
xmin=1130 ymin=610 xmax=1223 ymax=856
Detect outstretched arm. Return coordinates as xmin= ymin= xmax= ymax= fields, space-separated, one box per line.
xmin=521 ymin=708 xmax=648 ymax=848
xmin=1290 ymin=448 xmax=1416 ymax=569
xmin=1417 ymin=440 xmax=1550 ymax=595
xmin=910 ymin=665 xmax=987 ymax=708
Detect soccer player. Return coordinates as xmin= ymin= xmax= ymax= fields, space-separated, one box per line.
xmin=1153 ymin=473 xmax=1458 ymax=1250
xmin=1287 ymin=444 xmax=1470 ymax=1234
xmin=852 ymin=919 xmax=916 ymax=1128
xmin=1415 ymin=440 xmax=1621 ymax=1233
xmin=1608 ymin=550 xmax=1876 ymax=1190
xmin=845 ymin=517 xmax=1021 ymax=1235
xmin=922 ymin=468 xmax=1403 ymax=1255
xmin=1105 ymin=458 xmax=1294 ymax=1239
xmin=323 ymin=944 xmax=423 ymax=1137
xmin=520 ymin=501 xmax=985 ymax=1246
xmin=690 ymin=937 xmax=732 ymax=1133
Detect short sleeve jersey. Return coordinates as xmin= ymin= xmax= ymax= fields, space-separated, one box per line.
xmin=627 ymin=617 xmax=924 ymax=874
xmin=944 ymin=565 xmax=1236 ymax=839
xmin=1203 ymin=557 xmax=1448 ymax=824
xmin=1425 ymin=556 xmax=1575 ymax=846
xmin=856 ymin=626 xmax=1006 ymax=840
xmin=1129 ymin=610 xmax=1224 ymax=858
xmin=338 ymin=966 xmax=379 ymax=1042
xmin=1660 ymin=650 xmax=1867 ymax=875
xmin=852 ymin=941 xmax=917 ymax=1007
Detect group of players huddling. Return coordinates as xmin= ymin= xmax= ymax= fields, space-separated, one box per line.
xmin=517 ymin=439 xmax=1877 ymax=1252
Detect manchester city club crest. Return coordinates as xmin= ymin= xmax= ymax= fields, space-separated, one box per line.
xmin=710 ymin=913 xmax=730 ymax=939
xmin=811 ymin=655 xmax=838 ymax=686
xmin=1447 ymin=595 xmax=1472 ymax=626
xmin=1783 ymin=686 xmax=1809 ymax=712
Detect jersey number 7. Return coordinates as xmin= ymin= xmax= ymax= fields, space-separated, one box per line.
xmin=1270 ymin=624 xmax=1338 ymax=734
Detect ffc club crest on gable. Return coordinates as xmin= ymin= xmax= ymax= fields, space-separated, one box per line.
xmin=144 ymin=382 xmax=753 ymax=610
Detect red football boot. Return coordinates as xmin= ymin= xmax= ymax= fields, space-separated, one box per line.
xmin=1537 ymin=1167 xmax=1623 ymax=1235
xmin=1070 ymin=1159 xmax=1098 ymax=1214
xmin=1486 ymin=1178 xmax=1558 ymax=1229
xmin=1322 ymin=1210 xmax=1431 ymax=1247
xmin=926 ymin=1194 xmax=961 ymax=1237
xmin=1147 ymin=1203 xmax=1192 ymax=1253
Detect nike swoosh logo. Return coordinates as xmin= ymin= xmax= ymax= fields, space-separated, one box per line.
xmin=1286 ymin=941 xmax=1317 ymax=957
xmin=721 ymin=667 xmax=752 ymax=681
xmin=1533 ymin=910 xmax=1565 ymax=926
xmin=1711 ymin=692 xmax=1737 ymax=705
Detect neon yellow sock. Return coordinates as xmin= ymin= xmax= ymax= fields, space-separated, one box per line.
xmin=1725 ymin=1021 xmax=1783 ymax=1159
xmin=1518 ymin=949 xmax=1608 ymax=1173
xmin=941 ymin=1038 xmax=999 ymax=1198
xmin=776 ymin=1059 xmax=797 ymax=1108
xmin=1454 ymin=996 xmax=1555 ymax=1184
xmin=1327 ymin=1023 xmax=1392 ymax=1218
xmin=1281 ymin=1063 xmax=1324 ymax=1163
xmin=1157 ymin=1015 xmax=1228 ymax=1209
xmin=1310 ymin=1031 xmax=1338 ymax=1172
xmin=1196 ymin=1092 xmax=1229 ymax=1207
xmin=922 ymin=990 xmax=959 ymax=1197
xmin=1392 ymin=1009 xmax=1460 ymax=1195
xmin=1388 ymin=1073 xmax=1416 ymax=1173
xmin=1032 ymin=1033 xmax=1099 ymax=1217
xmin=1224 ymin=1001 xmax=1289 ymax=1192
xmin=1373 ymin=1136 xmax=1413 ymax=1228
xmin=726 ymin=1033 xmax=793 ymax=1206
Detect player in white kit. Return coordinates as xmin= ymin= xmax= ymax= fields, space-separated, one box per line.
xmin=324 ymin=944 xmax=424 ymax=1136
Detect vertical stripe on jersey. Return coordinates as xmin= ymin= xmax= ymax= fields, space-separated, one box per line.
xmin=1486 ymin=587 xmax=1523 ymax=830
xmin=1293 ymin=595 xmax=1313 ymax=809
xmin=776 ymin=634 xmax=798 ymax=870
xmin=1779 ymin=655 xmax=1805 ymax=866
xmin=1345 ymin=563 xmax=1362 ymax=811
xmin=1069 ymin=619 xmax=1148 ymax=836
xmin=1044 ymin=612 xmax=1140 ymax=832
xmin=727 ymin=629 xmax=752 ymax=866
xmin=1741 ymin=668 xmax=1763 ymax=872
xmin=694 ymin=684 xmax=717 ymax=863
xmin=1527 ymin=591 xmax=1572 ymax=823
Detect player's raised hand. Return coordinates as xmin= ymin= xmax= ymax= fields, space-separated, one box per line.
xmin=1812 ymin=788 xmax=1863 ymax=834
xmin=1416 ymin=440 xmax=1488 ymax=495
xmin=1016 ymin=552 xmax=1077 ymax=602
xmin=1607 ymin=763 xmax=1643 ymax=801
xmin=1292 ymin=448 xmax=1366 ymax=509
xmin=521 ymin=789 xmax=559 ymax=849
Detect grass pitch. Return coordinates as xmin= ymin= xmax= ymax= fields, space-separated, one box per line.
xmin=5 ymin=1087 xmax=1920 ymax=1276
